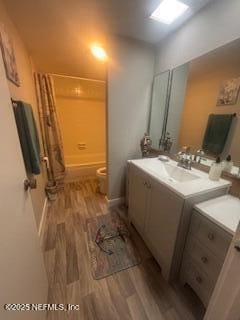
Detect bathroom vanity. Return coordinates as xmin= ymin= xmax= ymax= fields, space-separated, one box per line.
xmin=128 ymin=158 xmax=231 ymax=281
xmin=180 ymin=195 xmax=240 ymax=307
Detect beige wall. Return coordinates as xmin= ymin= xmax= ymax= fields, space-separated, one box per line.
xmin=155 ymin=0 xmax=240 ymax=73
xmin=0 ymin=0 xmax=46 ymax=228
xmin=53 ymin=76 xmax=106 ymax=166
xmin=108 ymin=36 xmax=155 ymax=200
xmin=178 ymin=40 xmax=240 ymax=164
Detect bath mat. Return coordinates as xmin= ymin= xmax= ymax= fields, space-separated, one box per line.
xmin=86 ymin=211 xmax=141 ymax=280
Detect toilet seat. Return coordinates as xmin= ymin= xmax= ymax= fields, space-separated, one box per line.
xmin=96 ymin=167 xmax=107 ymax=194
xmin=97 ymin=167 xmax=106 ymax=176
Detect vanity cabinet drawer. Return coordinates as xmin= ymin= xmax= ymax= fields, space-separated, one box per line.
xmin=180 ymin=258 xmax=214 ymax=307
xmin=189 ymin=210 xmax=232 ymax=260
xmin=184 ymin=236 xmax=222 ymax=283
xmin=180 ymin=208 xmax=232 ymax=306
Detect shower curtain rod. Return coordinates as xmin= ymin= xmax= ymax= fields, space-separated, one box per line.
xmin=50 ymin=73 xmax=106 ymax=83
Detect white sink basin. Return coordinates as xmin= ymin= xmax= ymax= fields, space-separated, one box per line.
xmin=163 ymin=163 xmax=200 ymax=183
xmin=139 ymin=159 xmax=199 ymax=183
xmin=128 ymin=158 xmax=231 ymax=198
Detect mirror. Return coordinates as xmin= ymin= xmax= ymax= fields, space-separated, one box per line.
xmin=149 ymin=38 xmax=240 ymax=176
xmin=164 ymin=63 xmax=189 ymax=154
xmin=149 ymin=70 xmax=170 ymax=149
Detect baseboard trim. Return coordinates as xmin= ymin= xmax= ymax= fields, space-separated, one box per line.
xmin=107 ymin=197 xmax=125 ymax=208
xmin=38 ymin=197 xmax=48 ymax=243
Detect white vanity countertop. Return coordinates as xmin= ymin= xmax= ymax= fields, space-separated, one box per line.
xmin=128 ymin=158 xmax=231 ymax=199
xmin=194 ymin=195 xmax=240 ymax=235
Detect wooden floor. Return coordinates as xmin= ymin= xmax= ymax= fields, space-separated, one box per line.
xmin=42 ymin=176 xmax=204 ymax=320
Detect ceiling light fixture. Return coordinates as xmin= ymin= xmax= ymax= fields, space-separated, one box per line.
xmin=90 ymin=44 xmax=108 ymax=62
xmin=150 ymin=0 xmax=189 ymax=24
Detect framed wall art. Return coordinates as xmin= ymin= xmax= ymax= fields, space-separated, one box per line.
xmin=0 ymin=24 xmax=20 ymax=86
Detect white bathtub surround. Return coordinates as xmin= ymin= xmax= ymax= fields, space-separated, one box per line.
xmin=64 ymin=152 xmax=105 ymax=166
xmin=195 ymin=195 xmax=240 ymax=235
xmin=65 ymin=162 xmax=105 ymax=181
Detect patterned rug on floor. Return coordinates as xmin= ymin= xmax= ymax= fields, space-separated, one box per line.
xmin=86 ymin=211 xmax=141 ymax=280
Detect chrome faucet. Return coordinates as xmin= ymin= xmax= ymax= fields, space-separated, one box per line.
xmin=177 ymin=147 xmax=192 ymax=170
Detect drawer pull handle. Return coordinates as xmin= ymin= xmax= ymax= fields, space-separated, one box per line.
xmin=208 ymin=233 xmax=215 ymax=241
xmin=234 ymin=240 xmax=240 ymax=252
xmin=201 ymin=256 xmax=208 ymax=264
xmin=196 ymin=276 xmax=202 ymax=284
xmin=143 ymin=181 xmax=151 ymax=188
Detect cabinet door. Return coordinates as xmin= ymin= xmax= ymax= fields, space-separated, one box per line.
xmin=128 ymin=165 xmax=149 ymax=235
xmin=145 ymin=178 xmax=184 ymax=281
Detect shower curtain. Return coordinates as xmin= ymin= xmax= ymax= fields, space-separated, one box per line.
xmin=34 ymin=73 xmax=65 ymax=197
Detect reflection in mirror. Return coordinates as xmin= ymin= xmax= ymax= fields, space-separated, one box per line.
xmin=148 ymin=38 xmax=240 ymax=176
xmin=176 ymin=39 xmax=240 ymax=174
xmin=165 ymin=63 xmax=189 ymax=153
xmin=149 ymin=70 xmax=170 ymax=149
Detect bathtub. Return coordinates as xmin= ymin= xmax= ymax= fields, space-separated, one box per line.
xmin=64 ymin=153 xmax=106 ymax=181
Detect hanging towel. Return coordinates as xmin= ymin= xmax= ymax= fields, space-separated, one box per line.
xmin=202 ymin=113 xmax=234 ymax=156
xmin=13 ymin=100 xmax=41 ymax=175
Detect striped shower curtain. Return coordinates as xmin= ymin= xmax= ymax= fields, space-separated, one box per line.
xmin=34 ymin=73 xmax=65 ymax=196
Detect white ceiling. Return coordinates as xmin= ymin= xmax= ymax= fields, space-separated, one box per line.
xmin=3 ymin=0 xmax=214 ymax=79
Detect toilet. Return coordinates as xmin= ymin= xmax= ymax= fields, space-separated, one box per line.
xmin=96 ymin=167 xmax=107 ymax=194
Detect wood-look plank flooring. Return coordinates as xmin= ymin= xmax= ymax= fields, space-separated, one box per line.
xmin=42 ymin=176 xmax=204 ymax=320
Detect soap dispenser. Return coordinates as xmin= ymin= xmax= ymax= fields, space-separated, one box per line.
xmin=209 ymin=156 xmax=223 ymax=181
xmin=223 ymin=155 xmax=233 ymax=173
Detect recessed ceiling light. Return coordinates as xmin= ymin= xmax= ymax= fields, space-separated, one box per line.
xmin=150 ymin=0 xmax=189 ymax=24
xmin=90 ymin=44 xmax=108 ymax=62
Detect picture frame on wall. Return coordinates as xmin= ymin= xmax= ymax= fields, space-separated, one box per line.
xmin=0 ymin=24 xmax=20 ymax=87
xmin=217 ymin=77 xmax=240 ymax=106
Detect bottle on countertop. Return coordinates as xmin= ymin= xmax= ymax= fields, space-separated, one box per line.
xmin=223 ymin=155 xmax=233 ymax=173
xmin=209 ymin=156 xmax=223 ymax=181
